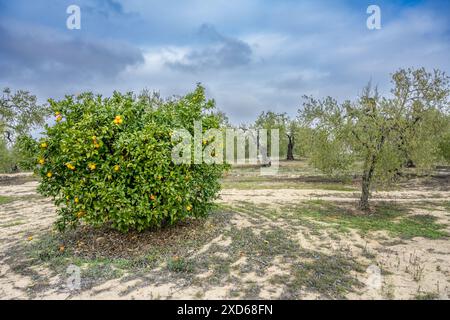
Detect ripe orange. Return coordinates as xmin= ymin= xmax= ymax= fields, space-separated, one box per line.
xmin=88 ymin=163 xmax=96 ymax=170
xmin=40 ymin=142 xmax=48 ymax=149
xmin=113 ymin=115 xmax=123 ymax=125
xmin=46 ymin=172 xmax=53 ymax=178
xmin=66 ymin=163 xmax=75 ymax=170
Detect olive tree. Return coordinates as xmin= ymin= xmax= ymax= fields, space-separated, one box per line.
xmin=299 ymin=68 xmax=450 ymax=211
xmin=0 ymin=88 xmax=48 ymax=144
xmin=0 ymin=88 xmax=49 ymax=171
xmin=254 ymin=111 xmax=302 ymax=161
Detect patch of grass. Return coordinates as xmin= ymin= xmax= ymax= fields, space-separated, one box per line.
xmin=287 ymin=201 xmax=448 ymax=239
xmin=273 ymin=252 xmax=364 ymax=299
xmin=443 ymin=201 xmax=450 ymax=212
xmin=167 ymin=257 xmax=195 ymax=273
xmin=221 ymin=179 xmax=356 ymax=192
xmin=0 ymin=195 xmax=16 ymax=205
xmin=414 ymin=291 xmax=440 ymax=300
xmin=294 ymin=253 xmax=364 ymax=299
xmin=0 ymin=220 xmax=25 ymax=228
xmin=0 ymin=194 xmax=46 ymax=206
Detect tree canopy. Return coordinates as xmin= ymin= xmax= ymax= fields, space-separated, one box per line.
xmin=298 ymin=68 xmax=450 ymax=210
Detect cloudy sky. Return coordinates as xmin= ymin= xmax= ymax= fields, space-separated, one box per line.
xmin=1 ymin=0 xmax=449 ymax=123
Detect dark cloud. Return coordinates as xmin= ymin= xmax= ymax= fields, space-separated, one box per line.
xmin=168 ymin=24 xmax=252 ymax=72
xmin=1 ymin=0 xmax=450 ymax=124
xmin=0 ymin=22 xmax=144 ymax=86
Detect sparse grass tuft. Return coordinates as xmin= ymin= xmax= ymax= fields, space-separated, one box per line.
xmin=0 ymin=220 xmax=25 ymax=228
xmin=167 ymin=257 xmax=195 ymax=273
xmin=286 ymin=201 xmax=448 ymax=239
xmin=273 ymin=252 xmax=364 ymax=299
xmin=0 ymin=195 xmax=16 ymax=205
xmin=414 ymin=291 xmax=440 ymax=300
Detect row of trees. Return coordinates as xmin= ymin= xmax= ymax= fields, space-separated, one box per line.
xmin=248 ymin=68 xmax=450 ymax=210
xmin=1 ymin=67 xmax=449 ymax=212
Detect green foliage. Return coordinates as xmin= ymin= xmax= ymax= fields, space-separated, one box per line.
xmin=254 ymin=111 xmax=288 ymax=158
xmin=299 ymin=68 xmax=450 ymax=209
xmin=13 ymin=134 xmax=40 ymax=170
xmin=36 ymin=85 xmax=227 ymax=232
xmin=254 ymin=111 xmax=303 ymax=160
xmin=0 ymin=88 xmax=48 ymax=144
xmin=307 ymin=129 xmax=354 ymax=175
xmin=0 ymin=88 xmax=49 ymax=172
xmin=438 ymin=118 xmax=450 ymax=163
xmin=0 ymin=136 xmax=13 ymax=172
xmin=167 ymin=256 xmax=194 ymax=273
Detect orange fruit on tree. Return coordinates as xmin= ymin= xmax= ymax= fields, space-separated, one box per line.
xmin=113 ymin=115 xmax=123 ymax=125
xmin=66 ymin=163 xmax=75 ymax=170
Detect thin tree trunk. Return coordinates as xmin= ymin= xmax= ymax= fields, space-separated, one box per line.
xmin=359 ymin=158 xmax=375 ymax=211
xmin=359 ymin=135 xmax=386 ymax=211
xmin=359 ymin=173 xmax=371 ymax=211
xmin=286 ymin=135 xmax=295 ymax=161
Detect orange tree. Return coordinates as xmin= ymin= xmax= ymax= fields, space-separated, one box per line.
xmin=36 ymin=85 xmax=227 ymax=232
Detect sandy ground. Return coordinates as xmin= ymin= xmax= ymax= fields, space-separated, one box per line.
xmin=0 ymin=173 xmax=449 ymax=300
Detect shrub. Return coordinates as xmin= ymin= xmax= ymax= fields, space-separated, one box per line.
xmin=438 ymin=131 xmax=450 ymax=163
xmin=0 ymin=137 xmax=13 ymax=173
xmin=13 ymin=134 xmax=40 ymax=171
xmin=36 ymin=85 xmax=227 ymax=232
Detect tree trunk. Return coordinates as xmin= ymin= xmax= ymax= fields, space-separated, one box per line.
xmin=359 ymin=173 xmax=371 ymax=211
xmin=359 ymin=154 xmax=376 ymax=211
xmin=405 ymin=159 xmax=415 ymax=168
xmin=286 ymin=135 xmax=295 ymax=161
